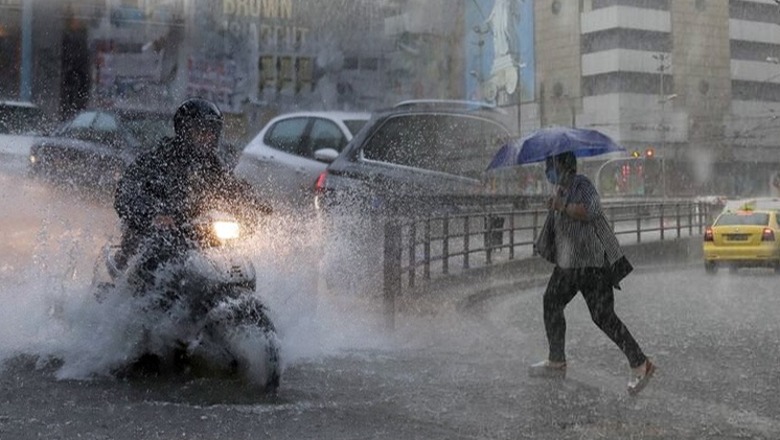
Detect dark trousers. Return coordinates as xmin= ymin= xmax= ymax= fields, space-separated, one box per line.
xmin=543 ymin=266 xmax=646 ymax=368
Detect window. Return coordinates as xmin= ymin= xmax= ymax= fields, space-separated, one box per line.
xmin=308 ymin=119 xmax=346 ymax=153
xmin=716 ymin=213 xmax=770 ymax=226
xmin=362 ymin=114 xmax=508 ymax=177
xmin=67 ymin=111 xmax=98 ymax=130
xmin=264 ymin=117 xmax=309 ymax=155
xmin=94 ymin=112 xmax=118 ymax=131
xmin=344 ymin=119 xmax=368 ymax=137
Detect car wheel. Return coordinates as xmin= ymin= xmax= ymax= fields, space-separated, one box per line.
xmin=704 ymin=262 xmax=717 ymax=275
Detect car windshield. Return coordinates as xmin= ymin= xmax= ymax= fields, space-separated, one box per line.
xmin=362 ymin=114 xmax=509 ymax=178
xmin=343 ymin=119 xmax=368 ymax=137
xmin=715 ymin=212 xmax=770 ymax=226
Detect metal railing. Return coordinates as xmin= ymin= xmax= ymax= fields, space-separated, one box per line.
xmin=382 ymin=199 xmax=716 ymax=327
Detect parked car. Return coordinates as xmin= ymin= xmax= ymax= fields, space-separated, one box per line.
xmin=703 ymin=208 xmax=780 ymax=274
xmin=0 ymin=100 xmax=47 ymax=174
xmin=234 ymin=111 xmax=370 ymax=211
xmin=314 ymin=100 xmax=513 ymax=216
xmin=28 ymin=107 xmax=174 ymax=189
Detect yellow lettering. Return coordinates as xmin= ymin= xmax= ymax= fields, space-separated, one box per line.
xmin=223 ymin=0 xmax=293 ymax=19
xmin=223 ymin=0 xmax=235 ymax=15
xmin=279 ymin=0 xmax=292 ymax=19
xmin=260 ymin=24 xmax=274 ymax=44
xmin=249 ymin=0 xmax=262 ymax=17
xmin=235 ymin=0 xmax=249 ymax=17
xmin=298 ymin=28 xmax=310 ymax=46
xmin=262 ymin=0 xmax=278 ymax=18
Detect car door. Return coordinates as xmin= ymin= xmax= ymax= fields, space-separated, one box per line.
xmin=237 ymin=116 xmax=312 ymax=206
xmin=295 ymin=117 xmax=349 ymax=194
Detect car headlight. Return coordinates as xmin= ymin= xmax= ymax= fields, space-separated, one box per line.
xmin=212 ymin=221 xmax=240 ymax=240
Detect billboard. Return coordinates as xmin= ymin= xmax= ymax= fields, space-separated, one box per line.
xmin=465 ymin=0 xmax=535 ymax=106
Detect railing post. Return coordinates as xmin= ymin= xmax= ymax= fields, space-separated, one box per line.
xmin=485 ymin=216 xmax=493 ymax=265
xmin=407 ymin=222 xmax=416 ymax=288
xmin=509 ymin=211 xmax=515 ymax=260
xmin=636 ymin=204 xmax=642 ymax=243
xmin=383 ymin=220 xmax=402 ymax=332
xmin=442 ymin=215 xmax=449 ymax=275
xmin=688 ymin=202 xmax=694 ymax=236
xmin=424 ymin=219 xmax=431 ymax=280
xmin=660 ymin=203 xmax=665 ymax=241
xmin=676 ymin=203 xmax=682 ymax=238
xmin=532 ymin=210 xmax=539 ymax=256
xmin=463 ymin=216 xmax=470 ymax=269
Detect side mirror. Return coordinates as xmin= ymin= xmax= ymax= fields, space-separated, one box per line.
xmin=314 ymin=148 xmax=339 ymax=163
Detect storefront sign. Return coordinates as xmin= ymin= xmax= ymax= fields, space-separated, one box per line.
xmin=219 ymin=0 xmax=309 ymax=49
xmin=222 ymin=0 xmax=293 ymax=19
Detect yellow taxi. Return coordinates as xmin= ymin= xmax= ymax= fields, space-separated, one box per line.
xmin=703 ymin=208 xmax=780 ymax=274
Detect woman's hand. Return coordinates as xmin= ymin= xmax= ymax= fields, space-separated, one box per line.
xmin=549 ymin=194 xmax=566 ymax=212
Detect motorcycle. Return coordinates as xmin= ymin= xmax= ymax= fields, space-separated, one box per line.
xmin=91 ymin=209 xmax=281 ymax=392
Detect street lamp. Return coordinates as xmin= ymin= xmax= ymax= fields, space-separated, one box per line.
xmin=653 ymin=53 xmax=674 ymax=198
xmin=659 ymin=93 xmax=677 ymax=199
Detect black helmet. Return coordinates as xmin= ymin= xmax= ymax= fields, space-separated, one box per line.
xmin=174 ymin=98 xmax=223 ymax=138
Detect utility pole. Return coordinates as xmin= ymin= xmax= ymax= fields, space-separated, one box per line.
xmin=20 ymin=0 xmax=33 ymax=101
xmin=653 ymin=53 xmax=672 ymax=198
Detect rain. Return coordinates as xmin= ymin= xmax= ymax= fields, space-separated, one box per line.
xmin=1 ymin=1 xmax=780 ymax=439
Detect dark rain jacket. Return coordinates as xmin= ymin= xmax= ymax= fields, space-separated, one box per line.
xmin=114 ymin=136 xmax=271 ymax=251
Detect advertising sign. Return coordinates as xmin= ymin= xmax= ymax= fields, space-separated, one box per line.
xmin=464 ymin=0 xmax=535 ymax=105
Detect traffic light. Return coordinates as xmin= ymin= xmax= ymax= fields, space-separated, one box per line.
xmin=631 ymin=151 xmax=641 ymax=158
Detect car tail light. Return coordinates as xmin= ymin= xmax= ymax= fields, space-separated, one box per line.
xmin=314 ymin=171 xmax=328 ymax=193
xmin=762 ymin=228 xmax=775 ymax=242
xmin=704 ymin=227 xmax=714 ymax=242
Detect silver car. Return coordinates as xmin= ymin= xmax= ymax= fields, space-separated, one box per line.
xmin=235 ymin=111 xmax=370 ymax=211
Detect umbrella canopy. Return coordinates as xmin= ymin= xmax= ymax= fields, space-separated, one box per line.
xmin=487 ymin=126 xmax=625 ymax=170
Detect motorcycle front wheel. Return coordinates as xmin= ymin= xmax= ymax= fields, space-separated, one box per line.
xmin=207 ymin=293 xmax=282 ymax=393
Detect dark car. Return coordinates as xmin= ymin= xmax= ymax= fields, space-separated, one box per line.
xmin=313 ymin=100 xmax=514 ymax=293
xmin=314 ymin=100 xmax=513 ymax=216
xmin=28 ymin=108 xmax=174 ymax=189
xmin=0 ymin=101 xmax=47 ymax=174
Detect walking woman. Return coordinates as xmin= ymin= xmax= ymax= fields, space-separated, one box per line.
xmin=530 ymin=151 xmax=655 ymax=395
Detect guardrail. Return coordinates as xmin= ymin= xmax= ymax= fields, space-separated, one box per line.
xmin=382 ymin=199 xmax=717 ymax=328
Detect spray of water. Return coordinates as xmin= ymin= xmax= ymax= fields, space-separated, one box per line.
xmin=0 ymin=176 xmax=393 ymax=382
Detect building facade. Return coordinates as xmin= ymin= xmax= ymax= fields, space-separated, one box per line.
xmin=525 ymin=0 xmax=780 ymax=196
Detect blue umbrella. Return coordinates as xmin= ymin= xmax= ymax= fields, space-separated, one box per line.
xmin=487 ymin=126 xmax=625 ymax=170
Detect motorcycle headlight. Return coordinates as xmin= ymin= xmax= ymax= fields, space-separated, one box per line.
xmin=212 ymin=221 xmax=240 ymax=240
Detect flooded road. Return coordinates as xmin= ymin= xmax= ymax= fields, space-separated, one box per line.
xmin=1 ymin=174 xmax=779 ymax=439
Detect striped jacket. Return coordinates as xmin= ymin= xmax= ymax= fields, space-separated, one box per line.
xmin=551 ymin=174 xmax=624 ymax=269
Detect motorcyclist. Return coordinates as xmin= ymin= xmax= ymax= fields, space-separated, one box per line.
xmin=113 ymin=98 xmax=271 ymax=271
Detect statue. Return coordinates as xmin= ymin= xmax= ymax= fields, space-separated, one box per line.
xmin=486 ymin=0 xmax=520 ymax=61
xmin=478 ymin=0 xmax=523 ymax=102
